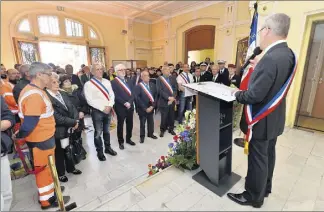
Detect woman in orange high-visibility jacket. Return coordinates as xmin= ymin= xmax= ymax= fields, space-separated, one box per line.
xmin=15 ymin=62 xmax=70 ymax=210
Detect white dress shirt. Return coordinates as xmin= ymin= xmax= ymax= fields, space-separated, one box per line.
xmin=177 ymin=71 xmax=194 ymax=91
xmin=84 ymin=77 xmax=115 ymax=111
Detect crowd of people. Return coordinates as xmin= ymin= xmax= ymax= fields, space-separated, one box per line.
xmin=0 ymin=58 xmax=241 ymax=210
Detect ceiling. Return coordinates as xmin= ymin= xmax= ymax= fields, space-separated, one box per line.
xmin=40 ymin=1 xmax=222 ymax=24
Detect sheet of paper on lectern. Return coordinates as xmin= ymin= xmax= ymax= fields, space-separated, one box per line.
xmin=184 ymin=87 xmax=197 ymax=97
xmin=183 ymin=82 xmax=236 ymax=102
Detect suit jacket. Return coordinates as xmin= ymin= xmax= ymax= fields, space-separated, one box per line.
xmin=193 ymin=75 xmax=201 ymax=83
xmin=111 ymin=77 xmax=135 ymax=112
xmin=230 ymin=74 xmax=241 ymax=88
xmin=201 ymin=71 xmax=213 ymax=82
xmin=156 ymin=75 xmax=178 ymax=108
xmin=217 ymin=68 xmax=231 ymax=86
xmin=81 ymin=73 xmax=93 ymax=85
xmin=135 ymin=82 xmax=157 ymax=116
xmin=1 ymin=96 xmax=15 ymax=155
xmin=71 ymin=74 xmax=83 ymax=88
xmin=46 ymin=90 xmax=78 ymax=139
xmin=235 ymin=42 xmax=295 ymax=140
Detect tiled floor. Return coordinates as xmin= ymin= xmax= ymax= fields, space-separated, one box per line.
xmin=10 ymin=116 xmax=324 ymax=211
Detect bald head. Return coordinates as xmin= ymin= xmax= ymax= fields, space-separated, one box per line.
xmin=7 ymin=69 xmax=19 ymax=82
xmin=19 ymin=64 xmax=30 ymax=79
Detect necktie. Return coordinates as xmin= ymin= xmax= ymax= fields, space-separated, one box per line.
xmin=213 ymin=76 xmax=216 ymax=82
xmin=56 ymin=93 xmax=67 ymax=109
xmin=145 ymin=83 xmax=150 ymax=91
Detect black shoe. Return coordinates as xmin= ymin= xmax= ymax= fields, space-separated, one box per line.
xmin=72 ymin=169 xmax=82 ymax=175
xmin=40 ymin=196 xmax=71 ymax=210
xmin=97 ymin=154 xmax=106 ymax=161
xmin=140 ymin=138 xmax=144 ymax=143
xmin=227 ymin=192 xmax=263 ymax=208
xmin=119 ymin=144 xmax=124 ymax=150
xmin=38 ymin=186 xmax=66 ymax=204
xmin=264 ymin=192 xmax=271 ymax=197
xmin=126 ymin=140 xmax=136 ymax=146
xmin=234 ymin=138 xmax=245 ymax=148
xmin=160 ymin=131 xmax=164 ymax=137
xmin=105 ymin=146 xmax=117 ymax=156
xmin=148 ymin=135 xmax=158 ymax=139
xmin=168 ymin=130 xmax=176 ymax=135
xmin=58 ymin=176 xmax=68 ymax=183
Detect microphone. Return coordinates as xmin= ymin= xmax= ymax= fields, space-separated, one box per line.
xmin=240 ymin=47 xmax=262 ymax=74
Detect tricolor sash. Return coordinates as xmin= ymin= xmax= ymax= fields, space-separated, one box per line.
xmin=139 ymin=82 xmax=154 ymax=102
xmin=115 ymin=77 xmax=132 ymax=96
xmin=240 ymin=66 xmax=254 ymax=90
xmin=160 ymin=76 xmax=173 ymax=95
xmin=243 ymin=51 xmax=298 ymax=155
xmin=90 ymin=78 xmax=115 ymax=116
xmin=180 ymin=73 xmax=189 ymax=84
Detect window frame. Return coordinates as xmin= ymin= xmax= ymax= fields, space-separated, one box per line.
xmin=37 ymin=15 xmax=60 ymax=36
xmin=89 ymin=27 xmax=98 ymax=40
xmin=65 ymin=18 xmax=84 ymax=38
xmin=17 ymin=18 xmax=32 ymax=34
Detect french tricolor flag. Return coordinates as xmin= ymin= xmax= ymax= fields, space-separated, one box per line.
xmin=240 ymin=2 xmax=258 ymax=91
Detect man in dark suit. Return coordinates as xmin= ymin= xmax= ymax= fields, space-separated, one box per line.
xmin=193 ymin=67 xmax=201 ymax=83
xmin=216 ymin=60 xmax=231 ymax=86
xmin=228 ymin=64 xmax=241 ymax=88
xmin=227 ymin=13 xmax=295 ymax=208
xmin=65 ymin=64 xmax=83 ymax=89
xmin=135 ymin=70 xmax=158 ymax=143
xmin=111 ymin=64 xmax=136 ymax=150
xmin=80 ymin=66 xmax=92 ymax=85
xmin=156 ymin=66 xmax=178 ymax=137
xmin=199 ymin=62 xmax=212 ymax=82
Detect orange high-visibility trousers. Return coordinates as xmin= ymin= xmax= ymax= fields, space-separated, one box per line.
xmin=32 ymin=147 xmax=56 ymax=207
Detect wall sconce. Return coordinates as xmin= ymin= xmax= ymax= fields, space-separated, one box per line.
xmin=263 ymin=6 xmax=267 ymax=11
xmin=165 ymin=40 xmax=168 ymax=45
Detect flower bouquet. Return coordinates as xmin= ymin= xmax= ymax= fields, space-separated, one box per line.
xmin=167 ymin=109 xmax=199 ymax=170
xmin=147 ymin=155 xmax=171 ymax=176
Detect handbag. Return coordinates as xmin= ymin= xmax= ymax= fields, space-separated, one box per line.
xmin=69 ymin=129 xmax=87 ymax=165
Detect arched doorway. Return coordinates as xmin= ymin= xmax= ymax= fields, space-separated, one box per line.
xmin=184 ymin=25 xmax=215 ymax=64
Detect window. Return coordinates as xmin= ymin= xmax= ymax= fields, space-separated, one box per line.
xmin=38 ymin=16 xmax=60 ymax=35
xmin=17 ymin=41 xmax=39 ymax=64
xmin=89 ymin=28 xmax=97 ymax=39
xmin=18 ymin=19 xmax=31 ymax=32
xmin=65 ymin=18 xmax=83 ymax=37
xmin=89 ymin=47 xmax=105 ymax=67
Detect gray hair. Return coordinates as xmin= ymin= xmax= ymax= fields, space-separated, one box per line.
xmin=263 ymin=13 xmax=290 ymax=38
xmin=29 ymin=62 xmax=52 ymax=78
xmin=141 ymin=70 xmax=149 ymax=78
xmin=51 ymin=72 xmax=59 ymax=80
xmin=90 ymin=64 xmax=101 ymax=73
xmin=115 ymin=64 xmax=126 ymax=72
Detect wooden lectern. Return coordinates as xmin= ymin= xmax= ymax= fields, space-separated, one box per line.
xmin=184 ymin=82 xmax=241 ymax=197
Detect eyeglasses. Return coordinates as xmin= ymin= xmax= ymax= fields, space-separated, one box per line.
xmin=258 ymin=26 xmax=270 ymax=35
xmin=42 ymin=72 xmax=52 ymax=76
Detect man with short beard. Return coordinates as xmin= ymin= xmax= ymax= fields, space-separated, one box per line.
xmin=13 ymin=65 xmax=31 ymax=103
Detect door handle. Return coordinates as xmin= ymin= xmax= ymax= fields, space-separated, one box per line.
xmin=319 ymin=78 xmax=323 ymax=84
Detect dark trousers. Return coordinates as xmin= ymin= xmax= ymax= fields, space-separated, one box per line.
xmin=244 ymin=137 xmax=277 ymax=203
xmin=160 ymin=102 xmax=175 ymax=132
xmin=139 ymin=111 xmax=154 ymax=138
xmin=178 ymin=96 xmax=192 ymax=124
xmin=55 ymin=138 xmax=75 ymax=177
xmin=115 ymin=107 xmax=134 ymax=144
xmin=91 ymin=109 xmax=112 ymax=154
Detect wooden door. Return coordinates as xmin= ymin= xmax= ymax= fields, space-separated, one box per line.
xmin=296 ymin=22 xmax=324 ymax=131
xmin=184 ymin=25 xmax=215 ymax=63
xmin=13 ymin=38 xmax=40 ymax=64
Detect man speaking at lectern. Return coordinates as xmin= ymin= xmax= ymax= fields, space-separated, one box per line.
xmin=227 ymin=13 xmax=297 ymax=208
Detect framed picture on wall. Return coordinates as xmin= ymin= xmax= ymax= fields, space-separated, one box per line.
xmin=235 ymin=37 xmax=249 ymax=75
